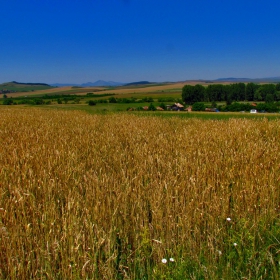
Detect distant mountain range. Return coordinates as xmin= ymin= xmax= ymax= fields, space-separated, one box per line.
xmin=10 ymin=81 xmax=51 ymax=86
xmin=213 ymin=77 xmax=280 ymax=82
xmin=123 ymin=81 xmax=153 ymax=86
xmin=50 ymin=77 xmax=280 ymax=88
xmin=50 ymin=80 xmax=158 ymax=87
xmin=3 ymin=77 xmax=280 ymax=89
xmin=50 ymin=80 xmax=125 ymax=87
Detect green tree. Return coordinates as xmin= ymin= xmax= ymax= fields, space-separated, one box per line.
xmin=182 ymin=84 xmax=205 ymax=104
xmin=276 ymin=91 xmax=280 ymax=101
xmin=256 ymin=84 xmax=276 ymax=101
xmin=182 ymin=85 xmax=195 ymax=104
xmin=148 ymin=103 xmax=156 ymax=111
xmin=254 ymin=88 xmax=263 ymax=101
xmin=245 ymin=83 xmax=259 ymax=101
xmin=33 ymin=98 xmax=44 ymax=105
xmin=109 ymin=97 xmax=117 ymax=103
xmin=206 ymin=84 xmax=225 ymax=102
xmin=143 ymin=97 xmax=154 ymax=102
xmin=265 ymin=94 xmax=274 ymax=103
xmin=159 ymin=103 xmax=167 ymax=110
xmin=192 ymin=102 xmax=205 ymax=111
xmin=230 ymin=83 xmax=246 ymax=101
xmin=211 ymin=101 xmax=217 ymax=108
xmin=3 ymin=98 xmax=14 ymax=105
xmin=88 ymin=100 xmax=96 ymax=106
xmin=193 ymin=84 xmax=205 ymax=102
xmin=74 ymin=98 xmax=80 ymax=104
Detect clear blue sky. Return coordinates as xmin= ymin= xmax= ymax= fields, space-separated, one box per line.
xmin=1 ymin=0 xmax=280 ymax=83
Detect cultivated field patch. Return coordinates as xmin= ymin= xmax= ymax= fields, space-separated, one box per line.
xmin=1 ymin=108 xmax=280 ymax=279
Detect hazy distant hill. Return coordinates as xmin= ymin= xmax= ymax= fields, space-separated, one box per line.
xmin=11 ymin=81 xmax=51 ymax=86
xmin=51 ymin=80 xmax=160 ymax=87
xmin=124 ymin=81 xmax=153 ymax=86
xmin=214 ymin=77 xmax=280 ymax=82
xmin=215 ymin=78 xmax=252 ymax=82
xmin=0 ymin=81 xmax=53 ymax=92
xmin=51 ymin=80 xmax=125 ymax=87
xmin=82 ymin=80 xmax=125 ymax=87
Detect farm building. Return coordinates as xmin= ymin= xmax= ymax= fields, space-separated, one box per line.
xmin=171 ymin=103 xmax=184 ymax=111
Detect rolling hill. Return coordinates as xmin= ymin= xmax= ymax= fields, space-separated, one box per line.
xmin=0 ymin=81 xmax=53 ymax=92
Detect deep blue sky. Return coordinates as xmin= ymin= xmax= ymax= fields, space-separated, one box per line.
xmin=1 ymin=0 xmax=280 ymax=83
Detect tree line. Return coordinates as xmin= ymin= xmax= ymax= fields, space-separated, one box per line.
xmin=182 ymin=83 xmax=280 ymax=104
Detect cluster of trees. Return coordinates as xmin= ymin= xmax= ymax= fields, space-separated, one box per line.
xmin=2 ymin=98 xmax=52 ymax=105
xmin=87 ymin=97 xmax=156 ymax=105
xmin=158 ymin=97 xmax=183 ymax=103
xmin=1 ymin=93 xmax=116 ymax=106
xmin=2 ymin=96 xmax=81 ymax=105
xmin=88 ymin=97 xmax=184 ymax=106
xmin=182 ymin=83 xmax=280 ymax=104
xmin=88 ymin=100 xmax=96 ymax=106
xmin=221 ymin=102 xmax=279 ymax=112
xmin=190 ymin=101 xmax=280 ymax=112
xmin=126 ymin=103 xmax=162 ymax=111
xmin=108 ymin=97 xmax=155 ymax=103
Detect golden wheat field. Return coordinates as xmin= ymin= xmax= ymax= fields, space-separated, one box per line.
xmin=1 ymin=107 xmax=280 ymax=279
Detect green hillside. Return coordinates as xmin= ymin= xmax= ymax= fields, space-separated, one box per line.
xmin=0 ymin=81 xmax=53 ymax=92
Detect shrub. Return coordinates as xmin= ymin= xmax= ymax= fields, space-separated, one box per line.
xmin=142 ymin=97 xmax=154 ymax=102
xmin=97 ymin=99 xmax=108 ymax=103
xmin=2 ymin=99 xmax=14 ymax=105
xmin=33 ymin=99 xmax=44 ymax=105
xmin=148 ymin=103 xmax=156 ymax=111
xmin=265 ymin=94 xmax=274 ymax=103
xmin=222 ymin=102 xmax=253 ymax=112
xmin=256 ymin=102 xmax=278 ymax=112
xmin=88 ymin=100 xmax=96 ymax=106
xmin=158 ymin=97 xmax=175 ymax=102
xmin=63 ymin=98 xmax=70 ymax=104
xmin=192 ymin=102 xmax=205 ymax=111
xmin=109 ymin=97 xmax=117 ymax=103
xmin=159 ymin=103 xmax=167 ymax=110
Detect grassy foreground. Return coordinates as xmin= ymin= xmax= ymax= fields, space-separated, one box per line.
xmin=1 ymin=108 xmax=280 ymax=279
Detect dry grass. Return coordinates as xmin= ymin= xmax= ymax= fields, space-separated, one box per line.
xmin=94 ymin=82 xmax=203 ymax=95
xmin=1 ymin=107 xmax=280 ymax=279
xmin=7 ymin=87 xmax=106 ymax=98
xmin=8 ymin=82 xmax=205 ymax=98
xmin=7 ymin=81 xmax=242 ymax=99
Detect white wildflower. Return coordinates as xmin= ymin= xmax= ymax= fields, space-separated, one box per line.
xmin=169 ymin=258 xmax=175 ymax=262
xmin=161 ymin=258 xmax=167 ymax=264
